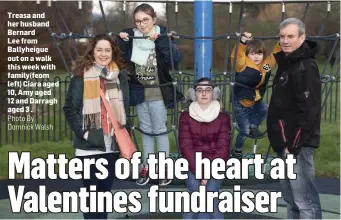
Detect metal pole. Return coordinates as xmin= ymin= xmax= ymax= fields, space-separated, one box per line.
xmin=194 ymin=0 xmax=213 ymax=80
xmin=112 ymin=0 xmax=338 ymax=3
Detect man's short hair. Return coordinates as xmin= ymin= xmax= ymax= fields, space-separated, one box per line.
xmin=279 ymin=17 xmax=306 ymax=36
xmin=245 ymin=39 xmax=266 ymax=56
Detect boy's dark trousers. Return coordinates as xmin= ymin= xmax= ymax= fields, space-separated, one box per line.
xmin=234 ymin=100 xmax=267 ymax=151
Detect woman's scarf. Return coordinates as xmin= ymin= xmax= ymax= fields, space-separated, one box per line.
xmin=83 ymin=61 xmax=126 ymax=133
xmin=131 ymin=25 xmax=160 ymax=66
xmin=189 ymin=100 xmax=221 ymax=123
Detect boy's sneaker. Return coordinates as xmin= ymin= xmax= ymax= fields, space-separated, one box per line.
xmin=250 ymin=127 xmax=263 ymax=138
xmin=136 ymin=166 xmax=149 ymax=186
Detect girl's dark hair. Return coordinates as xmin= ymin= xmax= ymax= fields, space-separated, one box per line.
xmin=133 ymin=3 xmax=157 ymax=18
xmin=246 ymin=39 xmax=266 ymax=56
xmin=72 ymin=34 xmax=128 ymax=77
xmin=193 ymin=77 xmax=213 ymax=89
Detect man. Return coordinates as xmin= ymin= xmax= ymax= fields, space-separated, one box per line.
xmin=267 ymin=17 xmax=322 ymax=219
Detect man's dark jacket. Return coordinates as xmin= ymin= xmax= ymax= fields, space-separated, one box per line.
xmin=267 ymin=40 xmax=321 ymax=155
xmin=116 ymin=25 xmax=184 ymax=108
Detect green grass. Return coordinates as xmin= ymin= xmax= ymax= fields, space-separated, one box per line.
xmin=0 ymin=140 xmax=74 ymax=180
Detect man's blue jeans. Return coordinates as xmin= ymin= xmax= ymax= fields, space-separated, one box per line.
xmin=183 ymin=171 xmax=224 ymax=219
xmin=234 ymin=100 xmax=267 ymax=151
xmin=278 ymin=147 xmax=322 ymax=219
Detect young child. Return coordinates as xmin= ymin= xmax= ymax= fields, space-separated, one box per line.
xmin=231 ymin=32 xmax=281 ymax=158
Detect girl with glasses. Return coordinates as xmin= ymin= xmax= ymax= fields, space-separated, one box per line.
xmin=179 ymin=77 xmax=231 ymax=219
xmin=117 ymin=3 xmax=184 ymax=186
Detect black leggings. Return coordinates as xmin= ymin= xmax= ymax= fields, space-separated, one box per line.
xmin=78 ymin=152 xmax=119 ymax=219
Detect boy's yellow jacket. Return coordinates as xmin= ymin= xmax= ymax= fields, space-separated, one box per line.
xmin=231 ymin=41 xmax=282 ymax=107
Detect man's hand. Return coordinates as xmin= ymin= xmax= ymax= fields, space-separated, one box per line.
xmin=83 ymin=131 xmax=89 ymax=140
xmin=283 ymin=147 xmax=290 ymax=158
xmin=241 ymin=32 xmax=253 ymax=43
xmin=201 ymin=179 xmax=208 ymax=185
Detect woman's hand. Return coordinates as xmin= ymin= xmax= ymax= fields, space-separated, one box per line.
xmin=119 ymin=32 xmax=129 ymax=41
xmin=148 ymin=33 xmax=160 ymax=41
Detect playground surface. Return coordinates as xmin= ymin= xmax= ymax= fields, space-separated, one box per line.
xmin=0 ymin=177 xmax=339 ymax=219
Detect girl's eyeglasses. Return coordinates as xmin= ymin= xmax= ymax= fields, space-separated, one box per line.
xmin=135 ymin=18 xmax=150 ymax=26
xmin=195 ymin=87 xmax=213 ymax=94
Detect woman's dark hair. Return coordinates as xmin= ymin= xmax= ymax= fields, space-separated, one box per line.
xmin=193 ymin=77 xmax=213 ymax=89
xmin=133 ymin=3 xmax=157 ymax=18
xmin=245 ymin=39 xmax=267 ymax=56
xmin=72 ymin=34 xmax=128 ymax=77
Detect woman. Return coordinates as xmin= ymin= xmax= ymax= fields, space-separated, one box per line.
xmin=118 ymin=3 xmax=184 ymax=186
xmin=63 ymin=34 xmax=130 ymax=219
xmin=179 ymin=78 xmax=231 ymax=219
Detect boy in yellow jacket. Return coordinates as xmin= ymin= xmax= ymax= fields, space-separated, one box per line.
xmin=231 ymin=32 xmax=282 ymax=158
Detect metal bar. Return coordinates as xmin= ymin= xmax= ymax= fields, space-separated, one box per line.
xmin=194 ymin=0 xmax=213 ymax=79
xmin=52 ymin=32 xmax=341 ymax=41
xmin=131 ymin=129 xmax=140 ymax=152
xmin=30 ymin=85 xmax=33 ymax=144
xmin=99 ymin=0 xmax=110 ymax=33
xmin=108 ymin=0 xmax=339 ymax=3
xmin=166 ymin=1 xmax=170 ymax=30
xmin=59 ymin=79 xmax=62 ymax=140
xmin=175 ymin=1 xmax=179 ymax=33
xmin=64 ymin=79 xmax=68 ymax=140
xmin=173 ymin=82 xmax=177 ymax=127
xmin=11 ymin=120 xmax=14 ymax=145
xmin=329 ymin=80 xmax=333 ymax=123
xmin=0 ymin=94 xmax=2 ymax=146
xmin=35 ymin=84 xmax=39 ymax=143
xmin=222 ymin=3 xmax=233 ymax=105
xmin=168 ymin=35 xmax=176 ymax=76
xmin=321 ymin=81 xmax=334 ymax=114
xmin=223 ymin=3 xmax=233 ymax=74
xmin=302 ymin=2 xmax=310 ymax=22
xmin=48 ymin=82 xmax=50 ymax=142
xmin=335 ymin=80 xmax=339 ymax=123
xmin=41 ymin=83 xmax=45 ymax=141
xmin=281 ymin=3 xmax=285 ymax=21
xmin=321 ymin=37 xmax=340 ymax=77
xmin=24 ymin=90 xmax=27 ymax=145
xmin=173 ymin=130 xmax=181 ymax=155
xmin=53 ymin=78 xmax=57 ymax=142
xmin=37 ymin=3 xmax=73 ymax=75
xmin=55 ymin=2 xmax=80 ymax=56
xmin=229 ymin=0 xmax=245 ymax=157
xmin=123 ymin=1 xmax=127 ymax=29
xmin=174 ymin=1 xmax=182 ymax=75
xmin=323 ymin=83 xmax=328 ymax=120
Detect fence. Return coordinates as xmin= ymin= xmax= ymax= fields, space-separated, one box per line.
xmin=0 ymin=74 xmax=339 ymax=146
